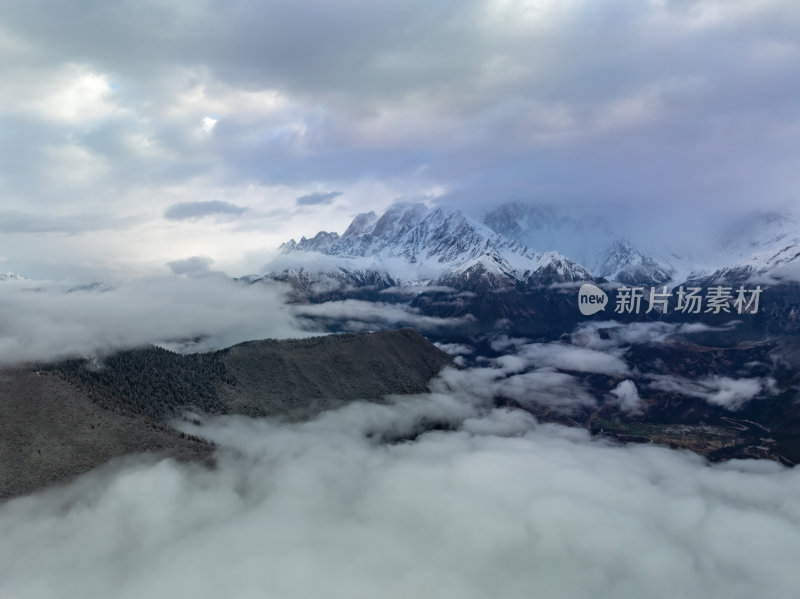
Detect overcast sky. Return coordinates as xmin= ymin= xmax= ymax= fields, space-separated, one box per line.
xmin=2 ymin=0 xmax=799 ymax=278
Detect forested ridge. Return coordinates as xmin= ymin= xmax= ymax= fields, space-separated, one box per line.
xmin=47 ymin=346 xmax=234 ymax=419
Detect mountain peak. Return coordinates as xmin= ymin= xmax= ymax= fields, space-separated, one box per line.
xmin=275 ymin=202 xmax=596 ymax=288
xmin=482 ymin=202 xmax=618 ymax=268
xmin=279 ymin=231 xmax=340 ymax=254
xmin=596 ymin=238 xmax=673 ymax=286
xmin=342 ymin=211 xmax=378 ymax=238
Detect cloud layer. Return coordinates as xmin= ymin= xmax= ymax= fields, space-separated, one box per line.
xmin=295 ymin=191 xmax=343 ymax=206
xmin=1 ymin=381 xmax=799 ymax=598
xmin=649 ymin=373 xmax=776 ymax=410
xmin=164 ymin=200 xmax=248 ymax=221
xmin=0 ymin=275 xmax=306 ymax=365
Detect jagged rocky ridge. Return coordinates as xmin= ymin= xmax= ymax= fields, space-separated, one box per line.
xmin=277 ymin=203 xmax=596 ymax=290
xmin=276 ymin=202 xmax=800 ymax=290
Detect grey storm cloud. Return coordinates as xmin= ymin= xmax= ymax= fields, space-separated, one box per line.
xmin=163 ymin=201 xmax=247 ymax=221
xmin=0 ymin=211 xmax=144 ymax=234
xmin=295 ymin=190 xmax=343 ymax=206
xmin=1 ymin=0 xmax=799 ymax=232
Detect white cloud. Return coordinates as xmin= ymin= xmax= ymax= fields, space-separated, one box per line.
xmin=649 ymin=374 xmax=776 ymax=410
xmin=497 ymin=368 xmax=597 ymax=413
xmin=200 ymin=116 xmax=217 ymax=134
xmin=517 ymin=342 xmax=630 ymax=376
xmin=44 ymin=69 xmax=114 ymax=122
xmin=434 ymin=342 xmax=474 ymax=356
xmin=18 ymin=64 xmax=120 ymax=124
xmin=571 ymin=320 xmax=678 ymax=350
xmin=291 ymin=299 xmax=475 ymax=333
xmin=432 ymin=362 xmax=595 ymax=416
xmin=1 ymin=386 xmax=800 ymax=598
xmin=489 ymin=334 xmax=530 ymax=352
xmin=0 ymin=275 xmax=306 ymax=365
xmin=610 ymin=379 xmax=644 ymax=414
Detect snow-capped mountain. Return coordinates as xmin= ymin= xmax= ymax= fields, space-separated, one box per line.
xmin=278 ymin=203 xmax=594 ymax=290
xmin=282 ymin=203 xmax=510 ymax=265
xmin=596 ymin=240 xmax=674 ymax=285
xmin=721 ymin=212 xmax=798 ymax=258
xmin=280 ymin=231 xmax=340 ymax=254
xmin=483 ymin=202 xmax=800 ymax=287
xmin=0 ymin=272 xmax=26 ymax=282
xmin=482 ymin=202 xmax=675 ymax=285
xmin=679 ymin=213 xmax=800 ymax=286
xmin=722 ymin=214 xmax=800 ymax=279
xmin=263 ymin=201 xmax=800 ymax=306
xmin=249 ymin=201 xmax=800 ymax=340
xmin=483 ymin=202 xmax=615 ymax=268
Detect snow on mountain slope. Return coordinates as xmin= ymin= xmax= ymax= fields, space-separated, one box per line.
xmin=721 ymin=212 xmax=798 ymax=258
xmin=523 ymin=251 xmax=595 ymax=286
xmin=723 ymin=213 xmax=800 ymax=277
xmin=597 ymin=240 xmax=674 ymax=285
xmin=482 ymin=202 xmax=674 ymax=285
xmin=283 ymin=203 xmax=501 ymax=264
xmin=273 ymin=202 xmax=799 ymax=292
xmin=277 ymin=203 xmax=594 ymax=288
xmin=482 ymin=202 xmax=800 ymax=286
xmin=280 ymin=231 xmax=340 ymax=254
xmin=696 ymin=243 xmax=800 ymax=285
xmin=482 ymin=202 xmax=616 ymax=269
xmin=677 ymin=213 xmax=800 ymax=285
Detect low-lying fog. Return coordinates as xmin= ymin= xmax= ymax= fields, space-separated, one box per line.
xmin=2 ymin=368 xmax=800 ymax=599
xmin=2 ymin=275 xmax=799 ymax=598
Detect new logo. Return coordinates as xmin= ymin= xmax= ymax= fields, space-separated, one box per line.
xmin=578 ymin=283 xmax=608 ymax=316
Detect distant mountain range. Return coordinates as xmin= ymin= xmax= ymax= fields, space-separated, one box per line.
xmin=7 ymin=200 xmax=796 ymax=343
xmin=243 ymin=202 xmax=800 ymax=339
xmin=273 ymin=202 xmax=800 ymax=288
xmin=277 ymin=202 xmax=595 ymax=290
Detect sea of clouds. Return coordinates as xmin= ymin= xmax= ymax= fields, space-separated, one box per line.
xmin=1 ymin=275 xmax=798 ymax=598
xmin=0 ymin=274 xmax=470 ymax=365
xmin=2 ymin=378 xmax=800 ymax=599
